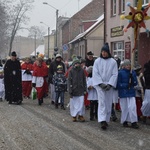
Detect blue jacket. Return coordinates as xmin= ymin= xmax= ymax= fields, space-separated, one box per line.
xmin=117 ymin=69 xmax=137 ymax=98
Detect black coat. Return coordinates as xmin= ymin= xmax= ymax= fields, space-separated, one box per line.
xmin=68 ymin=66 xmax=87 ymax=96
xmin=4 ymin=59 xmax=22 ymax=102
xmin=144 ymin=61 xmax=150 ymax=89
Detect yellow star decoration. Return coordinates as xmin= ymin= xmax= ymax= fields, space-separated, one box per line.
xmin=120 ymin=0 xmax=150 ymax=51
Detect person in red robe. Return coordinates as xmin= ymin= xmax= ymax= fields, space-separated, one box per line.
xmin=21 ymin=57 xmax=33 ymax=99
xmin=32 ymin=57 xmax=48 ymax=105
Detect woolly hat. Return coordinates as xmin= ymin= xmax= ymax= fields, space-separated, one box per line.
xmin=38 ymin=53 xmax=44 ymax=59
xmin=11 ymin=51 xmax=17 ymax=57
xmin=87 ymin=51 xmax=94 ymax=55
xmin=86 ymin=66 xmax=93 ymax=74
xmin=134 ymin=64 xmax=142 ymax=72
xmin=122 ymin=59 xmax=131 ymax=66
xmin=101 ymin=43 xmax=110 ymax=53
xmin=73 ymin=59 xmax=80 ymax=66
xmin=57 ymin=65 xmax=63 ymax=71
xmin=56 ymin=54 xmax=62 ymax=58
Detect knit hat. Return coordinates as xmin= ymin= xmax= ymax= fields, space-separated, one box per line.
xmin=86 ymin=66 xmax=93 ymax=74
xmin=134 ymin=64 xmax=142 ymax=72
xmin=11 ymin=51 xmax=17 ymax=57
xmin=101 ymin=43 xmax=110 ymax=53
xmin=38 ymin=53 xmax=44 ymax=59
xmin=73 ymin=59 xmax=80 ymax=66
xmin=87 ymin=51 xmax=94 ymax=55
xmin=122 ymin=59 xmax=131 ymax=66
xmin=56 ymin=54 xmax=62 ymax=58
xmin=57 ymin=65 xmax=63 ymax=71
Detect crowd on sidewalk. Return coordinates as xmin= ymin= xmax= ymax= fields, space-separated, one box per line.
xmin=0 ymin=42 xmax=150 ymax=130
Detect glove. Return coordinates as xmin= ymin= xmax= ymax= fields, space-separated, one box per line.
xmin=99 ymin=83 xmax=107 ymax=89
xmin=24 ymin=70 xmax=32 ymax=75
xmin=105 ymin=84 xmax=112 ymax=91
xmin=32 ymin=83 xmax=36 ymax=87
xmin=84 ymin=91 xmax=87 ymax=95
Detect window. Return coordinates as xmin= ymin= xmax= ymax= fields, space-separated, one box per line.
xmin=121 ymin=0 xmax=125 ymax=13
xmin=135 ymin=0 xmax=149 ymax=6
xmin=111 ymin=0 xmax=116 ymax=16
xmin=113 ymin=42 xmax=124 ymax=61
xmin=143 ymin=0 xmax=149 ymax=5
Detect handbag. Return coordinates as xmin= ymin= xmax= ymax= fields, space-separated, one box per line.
xmin=31 ymin=87 xmax=37 ymax=100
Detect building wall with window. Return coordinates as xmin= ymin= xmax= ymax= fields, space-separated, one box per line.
xmin=106 ymin=0 xmax=150 ymax=67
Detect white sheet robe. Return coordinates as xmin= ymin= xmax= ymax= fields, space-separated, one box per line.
xmin=87 ymin=77 xmax=98 ymax=101
xmin=22 ymin=70 xmax=33 ymax=81
xmin=141 ymin=89 xmax=150 ymax=116
xmin=93 ymin=57 xmax=118 ymax=123
xmin=0 ymin=78 xmax=5 ymax=100
xmin=70 ymin=96 xmax=85 ymax=117
xmin=120 ymin=97 xmax=138 ymax=123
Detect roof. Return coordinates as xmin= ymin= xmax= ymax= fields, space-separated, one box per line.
xmin=69 ymin=14 xmax=104 ymax=44
xmin=30 ymin=45 xmax=45 ymax=56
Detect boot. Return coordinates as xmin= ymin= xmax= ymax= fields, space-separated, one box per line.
xmin=78 ymin=115 xmax=85 ymax=122
xmin=55 ymin=103 xmax=58 ymax=109
xmin=101 ymin=121 xmax=107 ymax=130
xmin=72 ymin=117 xmax=77 ymax=122
xmin=131 ymin=122 xmax=139 ymax=129
xmin=123 ymin=121 xmax=129 ymax=127
xmin=38 ymin=99 xmax=42 ymax=105
xmin=61 ymin=105 xmax=65 ymax=110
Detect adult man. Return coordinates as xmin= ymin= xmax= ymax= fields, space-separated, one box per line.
xmin=85 ymin=51 xmax=94 ymax=67
xmin=48 ymin=54 xmax=65 ymax=104
xmin=4 ymin=51 xmax=22 ymax=104
xmin=93 ymin=43 xmax=118 ymax=130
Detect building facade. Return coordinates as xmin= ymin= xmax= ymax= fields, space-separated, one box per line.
xmin=62 ymin=0 xmax=104 ymax=60
xmin=105 ymin=0 xmax=150 ymax=67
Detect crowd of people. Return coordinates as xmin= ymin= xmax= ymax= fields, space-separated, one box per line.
xmin=0 ymin=43 xmax=150 ymax=130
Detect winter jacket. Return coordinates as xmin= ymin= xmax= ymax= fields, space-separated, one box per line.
xmin=68 ymin=66 xmax=87 ymax=96
xmin=53 ymin=73 xmax=67 ymax=92
xmin=117 ymin=69 xmax=137 ymax=98
xmin=48 ymin=60 xmax=65 ymax=84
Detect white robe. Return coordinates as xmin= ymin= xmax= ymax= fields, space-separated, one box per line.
xmin=70 ymin=96 xmax=85 ymax=117
xmin=141 ymin=89 xmax=150 ymax=116
xmin=93 ymin=57 xmax=118 ymax=123
xmin=120 ymin=97 xmax=138 ymax=123
xmin=87 ymin=77 xmax=98 ymax=101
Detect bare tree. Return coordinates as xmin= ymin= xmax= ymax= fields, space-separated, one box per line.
xmin=28 ymin=26 xmax=46 ymax=41
xmin=0 ymin=1 xmax=9 ymax=57
xmin=4 ymin=0 xmax=34 ymax=56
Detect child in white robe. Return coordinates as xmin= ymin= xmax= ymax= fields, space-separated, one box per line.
xmin=86 ymin=66 xmax=98 ymax=121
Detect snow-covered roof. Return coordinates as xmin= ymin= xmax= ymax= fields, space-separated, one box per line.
xmin=30 ymin=45 xmax=45 ymax=56
xmin=69 ymin=14 xmax=104 ymax=44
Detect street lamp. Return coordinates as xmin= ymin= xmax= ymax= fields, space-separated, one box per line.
xmin=40 ymin=22 xmax=50 ymax=58
xmin=43 ymin=2 xmax=58 ymax=49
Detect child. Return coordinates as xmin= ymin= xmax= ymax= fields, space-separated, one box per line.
xmin=117 ymin=59 xmax=139 ymax=129
xmin=86 ymin=66 xmax=98 ymax=121
xmin=0 ymin=68 xmax=5 ymax=101
xmin=68 ymin=59 xmax=87 ymax=122
xmin=32 ymin=57 xmax=48 ymax=105
xmin=134 ymin=65 xmax=144 ymax=121
xmin=21 ymin=57 xmax=33 ymax=99
xmin=53 ymin=65 xmax=67 ymax=109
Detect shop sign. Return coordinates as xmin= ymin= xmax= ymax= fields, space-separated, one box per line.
xmin=125 ymin=42 xmax=131 ymax=59
xmin=111 ymin=26 xmax=124 ymax=37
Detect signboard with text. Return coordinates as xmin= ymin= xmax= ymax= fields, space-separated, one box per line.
xmin=111 ymin=26 xmax=124 ymax=37
xmin=125 ymin=42 xmax=131 ymax=59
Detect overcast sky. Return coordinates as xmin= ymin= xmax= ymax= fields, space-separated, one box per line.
xmin=19 ymin=0 xmax=92 ymax=36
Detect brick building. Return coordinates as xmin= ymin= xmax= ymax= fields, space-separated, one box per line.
xmin=62 ymin=0 xmax=104 ymax=60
